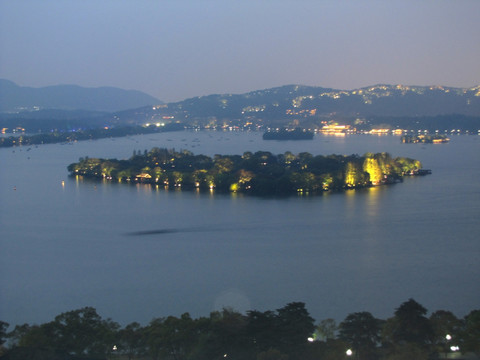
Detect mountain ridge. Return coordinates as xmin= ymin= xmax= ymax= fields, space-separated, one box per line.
xmin=113 ymin=83 xmax=480 ymax=126
xmin=2 ymin=80 xmax=480 ymax=132
xmin=0 ymin=79 xmax=162 ymax=113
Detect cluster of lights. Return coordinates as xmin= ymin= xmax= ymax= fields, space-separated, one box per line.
xmin=338 ymin=334 xmax=461 ymax=359
xmin=445 ymin=334 xmax=460 ymax=352
xmin=144 ymin=122 xmax=165 ymax=127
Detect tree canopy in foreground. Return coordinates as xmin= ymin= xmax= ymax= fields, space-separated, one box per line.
xmin=1 ymin=300 xmax=478 ymax=360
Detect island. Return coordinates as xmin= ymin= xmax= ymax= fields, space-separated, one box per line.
xmin=68 ymin=149 xmax=427 ymax=196
xmin=263 ymin=128 xmax=314 ymax=140
xmin=401 ymin=134 xmax=449 ymax=143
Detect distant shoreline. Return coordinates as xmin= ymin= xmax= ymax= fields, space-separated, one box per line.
xmin=2 ymin=125 xmax=477 ymax=149
xmin=0 ymin=123 xmax=182 ymax=148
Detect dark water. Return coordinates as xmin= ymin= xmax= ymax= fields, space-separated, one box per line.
xmin=1 ymin=132 xmax=479 ymax=327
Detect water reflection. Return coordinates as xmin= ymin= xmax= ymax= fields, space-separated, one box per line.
xmin=362 ymin=186 xmax=384 ymax=246
xmin=344 ymin=189 xmax=356 ymax=222
xmin=135 ymin=183 xmax=153 ymax=194
xmin=365 ymin=186 xmax=382 ymax=218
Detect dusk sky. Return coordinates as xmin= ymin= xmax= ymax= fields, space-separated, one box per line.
xmin=1 ymin=0 xmax=479 ymax=102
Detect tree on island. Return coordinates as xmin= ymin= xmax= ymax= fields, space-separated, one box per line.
xmin=68 ymin=149 xmax=425 ymax=196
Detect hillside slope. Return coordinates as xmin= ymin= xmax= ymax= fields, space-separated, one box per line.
xmin=0 ymin=79 xmax=162 ymax=112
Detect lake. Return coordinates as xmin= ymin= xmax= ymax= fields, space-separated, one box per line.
xmin=1 ymin=131 xmax=479 ymax=327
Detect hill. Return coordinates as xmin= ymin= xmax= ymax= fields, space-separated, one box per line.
xmin=0 ymin=79 xmax=162 ymax=112
xmin=111 ymin=84 xmax=480 ymax=130
xmin=2 ymin=82 xmax=480 ymax=133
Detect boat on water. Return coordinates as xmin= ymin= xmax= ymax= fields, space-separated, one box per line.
xmin=407 ymin=169 xmax=432 ymax=176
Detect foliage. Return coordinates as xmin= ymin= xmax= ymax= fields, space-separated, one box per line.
xmin=5 ymin=307 xmax=118 ymax=359
xmin=345 ymin=160 xmax=369 ymax=188
xmin=391 ymin=299 xmax=433 ymax=346
xmin=429 ymin=310 xmax=462 ymax=353
xmin=117 ymin=322 xmax=147 ymax=360
xmin=3 ymin=300 xmax=474 ymax=360
xmin=382 ymin=343 xmax=430 ymax=360
xmin=0 ymin=322 xmax=8 ymax=347
xmin=339 ymin=312 xmax=382 ymax=360
xmin=459 ymin=310 xmax=480 ymax=355
xmin=68 ymin=149 xmax=424 ymax=196
xmin=363 ymin=154 xmax=384 ymax=184
xmin=315 ymin=318 xmax=337 ymax=341
xmin=275 ymin=302 xmax=315 ymax=357
xmin=256 ymin=348 xmax=289 ymax=360
xmin=401 ymin=134 xmax=449 ymax=143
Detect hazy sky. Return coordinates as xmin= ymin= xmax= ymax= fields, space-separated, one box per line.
xmin=1 ymin=0 xmax=479 ymax=102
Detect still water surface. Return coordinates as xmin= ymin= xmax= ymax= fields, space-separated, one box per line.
xmin=1 ymin=132 xmax=479 ymax=326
